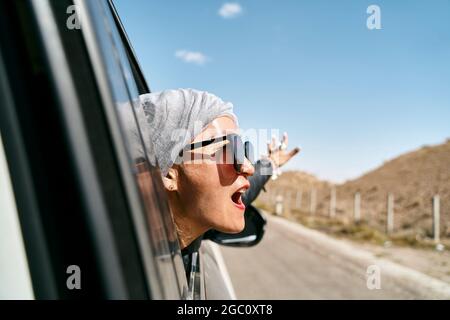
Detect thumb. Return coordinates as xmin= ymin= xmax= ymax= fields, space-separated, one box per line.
xmin=288 ymin=147 xmax=301 ymax=158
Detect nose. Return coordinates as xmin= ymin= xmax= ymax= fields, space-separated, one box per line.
xmin=240 ymin=158 xmax=255 ymax=177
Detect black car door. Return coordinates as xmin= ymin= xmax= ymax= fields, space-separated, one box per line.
xmin=0 ymin=0 xmax=187 ymax=299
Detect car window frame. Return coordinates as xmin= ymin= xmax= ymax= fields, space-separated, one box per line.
xmin=106 ymin=0 xmax=189 ymax=296
xmin=0 ymin=0 xmax=190 ymax=300
xmin=74 ymin=0 xmax=189 ymax=299
xmin=0 ymin=0 xmax=131 ymax=299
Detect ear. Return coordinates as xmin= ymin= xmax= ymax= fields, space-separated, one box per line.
xmin=161 ymin=167 xmax=179 ymax=192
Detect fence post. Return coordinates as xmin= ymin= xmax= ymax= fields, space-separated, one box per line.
xmin=433 ymin=195 xmax=440 ymax=244
xmin=310 ymin=188 xmax=316 ymax=215
xmin=275 ymin=195 xmax=284 ymax=216
xmin=387 ymin=193 xmax=394 ymax=235
xmin=329 ymin=187 xmax=336 ymax=218
xmin=286 ymin=191 xmax=292 ymax=215
xmin=271 ymin=190 xmax=277 ymax=205
xmin=354 ymin=192 xmax=361 ymax=223
xmin=296 ymin=189 xmax=303 ymax=209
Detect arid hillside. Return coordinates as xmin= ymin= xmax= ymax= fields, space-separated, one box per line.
xmin=257 ymin=139 xmax=450 ymax=239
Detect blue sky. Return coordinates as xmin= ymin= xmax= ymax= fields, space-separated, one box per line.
xmin=115 ymin=0 xmax=450 ymax=183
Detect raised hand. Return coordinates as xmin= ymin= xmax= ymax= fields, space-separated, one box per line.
xmin=267 ymin=132 xmax=301 ymax=169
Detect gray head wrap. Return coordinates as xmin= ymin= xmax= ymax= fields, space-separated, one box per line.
xmin=139 ymin=88 xmax=237 ymax=176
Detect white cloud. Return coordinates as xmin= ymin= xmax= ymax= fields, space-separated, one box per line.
xmin=218 ymin=3 xmax=243 ymax=19
xmin=175 ymin=50 xmax=209 ymax=65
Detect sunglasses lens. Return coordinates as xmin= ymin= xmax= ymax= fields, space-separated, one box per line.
xmin=205 ymin=134 xmax=250 ymax=173
xmin=244 ymin=141 xmax=255 ymax=165
xmin=230 ymin=135 xmax=245 ymax=173
xmin=236 ymin=136 xmax=245 ymax=161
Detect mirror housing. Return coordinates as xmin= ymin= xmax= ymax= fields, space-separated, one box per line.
xmin=203 ymin=205 xmax=267 ymax=247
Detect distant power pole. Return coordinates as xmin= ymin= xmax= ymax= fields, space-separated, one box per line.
xmin=354 ymin=192 xmax=361 ymax=223
xmin=386 ymin=193 xmax=394 ymax=235
xmin=310 ymin=188 xmax=317 ymax=215
xmin=329 ymin=187 xmax=336 ymax=218
xmin=433 ymin=195 xmax=440 ymax=244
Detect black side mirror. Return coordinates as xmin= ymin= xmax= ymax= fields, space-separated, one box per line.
xmin=203 ymin=205 xmax=267 ymax=247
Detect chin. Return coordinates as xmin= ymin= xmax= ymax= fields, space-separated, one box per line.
xmin=220 ymin=217 xmax=245 ymax=234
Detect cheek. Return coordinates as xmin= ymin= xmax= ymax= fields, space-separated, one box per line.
xmin=180 ymin=165 xmax=231 ymax=207
xmin=179 ymin=164 xmax=224 ymax=210
xmin=178 ymin=163 xmax=243 ymax=232
xmin=181 ymin=163 xmax=220 ymax=190
xmin=182 ymin=162 xmax=236 ymax=190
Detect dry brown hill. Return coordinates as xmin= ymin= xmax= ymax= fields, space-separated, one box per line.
xmin=258 ymin=139 xmax=450 ymax=238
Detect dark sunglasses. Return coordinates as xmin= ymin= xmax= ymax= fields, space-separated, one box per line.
xmin=179 ymin=134 xmax=254 ymax=173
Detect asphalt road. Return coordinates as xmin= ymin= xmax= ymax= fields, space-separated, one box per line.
xmin=220 ymin=215 xmax=450 ymax=299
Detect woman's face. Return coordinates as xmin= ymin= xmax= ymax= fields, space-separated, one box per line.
xmin=174 ymin=116 xmax=254 ymax=234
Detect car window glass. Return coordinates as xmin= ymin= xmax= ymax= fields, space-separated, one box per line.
xmin=105 ymin=1 xmax=189 ymax=292
xmin=105 ymin=0 xmax=188 ymax=294
xmin=86 ymin=0 xmax=182 ymax=298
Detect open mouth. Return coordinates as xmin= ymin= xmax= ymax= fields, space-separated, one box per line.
xmin=231 ymin=187 xmax=247 ymax=210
